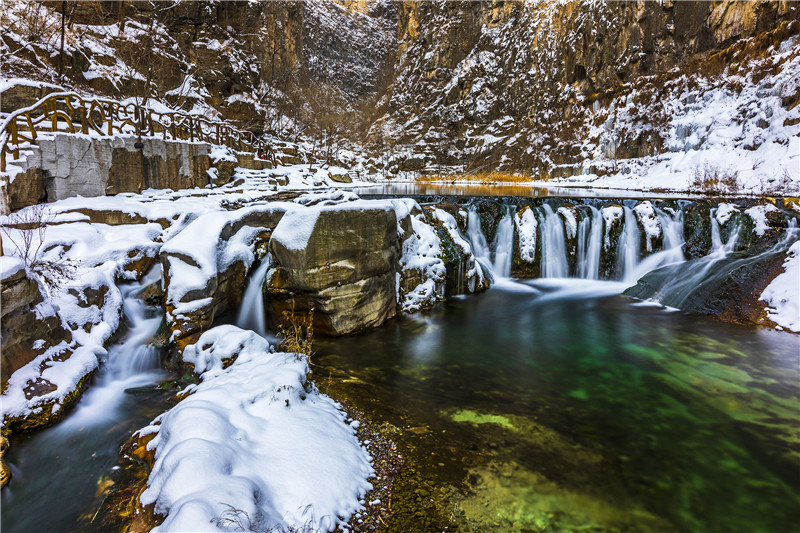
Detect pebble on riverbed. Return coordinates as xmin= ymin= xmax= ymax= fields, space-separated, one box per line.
xmin=337 ymin=399 xmax=404 ymax=533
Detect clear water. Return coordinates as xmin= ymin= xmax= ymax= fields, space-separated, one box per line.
xmin=314 ymin=279 xmax=800 ymax=532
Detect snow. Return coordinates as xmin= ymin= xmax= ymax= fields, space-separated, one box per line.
xmin=432 ymin=208 xmax=485 ymax=291
xmin=0 ymin=255 xmax=25 ymax=278
xmin=602 ymin=206 xmax=623 ymax=249
xmin=745 ymin=203 xmax=779 ymax=237
xmin=139 ymin=326 xmax=373 ymax=533
xmin=557 ymin=207 xmax=577 ymax=239
xmin=760 ymin=241 xmax=800 ymax=332
xmin=271 ymin=206 xmax=322 ymax=251
xmin=716 ymin=203 xmax=740 ymax=226
xmin=514 ymin=208 xmax=538 ymax=262
xmin=398 ymin=213 xmax=446 ymax=312
xmin=0 ymin=155 xmax=375 ymax=426
xmin=634 ymin=201 xmax=661 ymax=252
xmin=209 ymin=144 xmax=237 ymax=163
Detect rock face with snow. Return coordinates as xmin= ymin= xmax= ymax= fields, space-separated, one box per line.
xmin=0 ymin=264 xmax=71 ymax=380
xmin=161 ymin=206 xmax=286 ymax=347
xmin=267 ymin=204 xmax=400 ymax=336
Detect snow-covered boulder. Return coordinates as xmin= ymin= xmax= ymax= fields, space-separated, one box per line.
xmin=267 ymin=201 xmax=400 ymax=335
xmin=160 ymin=205 xmax=287 ymax=346
xmin=134 ymin=326 xmax=373 ymax=532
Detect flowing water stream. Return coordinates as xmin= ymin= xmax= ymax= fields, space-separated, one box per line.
xmin=2 ymin=273 xmax=173 ymax=532
xmin=314 ymin=280 xmax=800 ymax=532
xmin=310 ymin=202 xmax=799 ymax=531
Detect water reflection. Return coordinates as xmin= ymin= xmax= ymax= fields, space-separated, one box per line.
xmin=356 ymin=181 xmax=704 ymax=199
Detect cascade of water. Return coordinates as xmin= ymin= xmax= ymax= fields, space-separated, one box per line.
xmin=625 ymin=207 xmax=686 ymax=284
xmin=710 ymin=208 xmax=741 ymax=256
xmin=60 ymin=273 xmax=165 ymax=428
xmin=617 ymin=206 xmax=641 ymax=278
xmin=237 ymin=258 xmax=273 ymax=337
xmin=576 ymin=206 xmax=603 ymax=279
xmin=540 ymin=204 xmax=569 ymax=278
xmin=492 ymin=206 xmax=515 ymax=278
xmin=467 ymin=207 xmax=491 ymax=268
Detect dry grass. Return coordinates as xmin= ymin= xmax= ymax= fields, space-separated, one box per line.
xmin=689 ymin=162 xmax=741 ymax=195
xmin=278 ymin=296 xmax=314 ymax=359
xmin=417 ymin=171 xmax=532 ymax=184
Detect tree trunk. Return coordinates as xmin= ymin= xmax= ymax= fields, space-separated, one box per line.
xmin=59 ymin=1 xmax=66 ymax=76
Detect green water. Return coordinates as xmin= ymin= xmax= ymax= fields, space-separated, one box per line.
xmin=314 ymin=280 xmax=800 ymax=532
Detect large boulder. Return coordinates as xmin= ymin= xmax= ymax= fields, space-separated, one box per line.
xmin=1 ymin=262 xmax=72 ymax=381
xmin=267 ymin=203 xmax=399 ymax=336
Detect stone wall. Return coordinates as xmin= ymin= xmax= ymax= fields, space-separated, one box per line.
xmin=4 ymin=134 xmax=215 ymax=211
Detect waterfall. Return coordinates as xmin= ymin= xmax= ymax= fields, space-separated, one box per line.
xmin=540 ymin=204 xmax=569 ymax=278
xmin=576 ymin=206 xmax=603 ymax=280
xmin=467 ymin=207 xmax=492 ymax=283
xmin=617 ymin=206 xmax=641 ymax=278
xmin=625 ymin=207 xmax=685 ymax=283
xmin=59 ymin=271 xmax=165 ymax=428
xmin=492 ymin=206 xmax=515 ymax=278
xmin=466 ymin=206 xmax=514 ymax=279
xmin=237 ymin=257 xmax=272 ymax=337
xmin=710 ymin=208 xmax=741 ymax=255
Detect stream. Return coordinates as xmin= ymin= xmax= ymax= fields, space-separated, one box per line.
xmin=2 ymin=193 xmax=798 ymax=532
xmin=1 ymin=274 xmax=173 ymax=532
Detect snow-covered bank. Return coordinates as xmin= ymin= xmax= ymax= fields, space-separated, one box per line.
xmin=136 ymin=326 xmax=373 ymax=532
xmin=0 ymin=165 xmax=374 ymax=431
xmin=761 ymin=240 xmax=800 ymax=332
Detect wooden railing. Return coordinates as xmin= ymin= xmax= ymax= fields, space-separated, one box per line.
xmin=0 ymin=92 xmax=271 ymax=172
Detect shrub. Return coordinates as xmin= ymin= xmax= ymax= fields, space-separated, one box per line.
xmin=278 ymin=296 xmax=314 ymax=359
xmin=689 ymin=162 xmax=741 ymax=195
xmin=759 ymin=167 xmax=800 ymax=196
xmin=1 ymin=204 xmax=75 ymax=292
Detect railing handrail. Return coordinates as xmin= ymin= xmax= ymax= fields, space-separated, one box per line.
xmin=0 ymin=91 xmax=273 ymax=172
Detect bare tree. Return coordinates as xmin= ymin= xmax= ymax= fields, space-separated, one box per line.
xmin=1 ymin=205 xmax=76 ymax=292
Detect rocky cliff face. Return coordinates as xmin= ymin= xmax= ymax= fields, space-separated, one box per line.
xmin=377 ymin=0 xmax=799 ymax=174
xmin=2 ymin=1 xmax=798 ymax=183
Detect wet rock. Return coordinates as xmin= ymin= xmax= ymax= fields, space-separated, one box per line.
xmin=600 ymin=204 xmax=624 ymax=280
xmin=1 ymin=435 xmax=10 ymax=489
xmin=267 ymin=206 xmax=399 ymax=336
xmin=476 ymin=200 xmax=503 ymax=243
xmin=624 ymin=245 xmax=792 ymax=327
xmin=557 ymin=205 xmax=579 ymax=275
xmin=682 ymin=200 xmax=713 ymax=259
